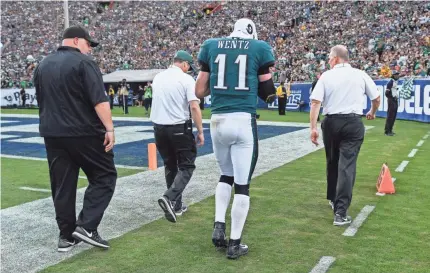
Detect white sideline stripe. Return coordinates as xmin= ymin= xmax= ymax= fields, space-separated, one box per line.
xmin=395 ymin=160 xmax=409 ymax=172
xmin=8 ymin=137 xmax=44 ymax=144
xmin=392 ymin=177 xmax=397 ymax=183
xmin=342 ymin=205 xmax=375 ymax=237
xmin=78 ymin=176 xmax=87 ymax=180
xmin=19 ymin=187 xmax=51 ymax=193
xmin=408 ymin=149 xmax=418 ymax=158
xmin=1 ymin=154 xmax=46 ymax=161
xmin=0 ymin=120 xmax=19 ymax=124
xmin=1 ymin=134 xmax=19 ymax=139
xmin=0 ymin=154 xmax=145 ymax=170
xmin=417 ymin=140 xmax=424 ymax=147
xmin=309 ymin=256 xmax=336 ymax=273
xmin=423 ymin=135 xmax=429 ymax=140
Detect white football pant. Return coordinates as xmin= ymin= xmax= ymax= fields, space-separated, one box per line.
xmin=210 ymin=112 xmax=258 ymax=185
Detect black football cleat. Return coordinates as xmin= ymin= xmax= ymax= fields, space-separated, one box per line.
xmin=226 ymin=239 xmax=249 ymax=259
xmin=212 ymin=222 xmax=227 ymax=248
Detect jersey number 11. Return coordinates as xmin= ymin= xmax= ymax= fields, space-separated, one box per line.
xmin=214 ymin=54 xmax=249 ymax=91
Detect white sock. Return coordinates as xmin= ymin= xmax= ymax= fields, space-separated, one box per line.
xmin=215 ymin=182 xmax=232 ymax=223
xmin=230 ymin=194 xmax=250 ymax=240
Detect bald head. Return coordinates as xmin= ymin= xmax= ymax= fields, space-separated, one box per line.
xmin=328 ymin=45 xmax=349 ymax=68
xmin=329 ymin=45 xmax=349 ymax=62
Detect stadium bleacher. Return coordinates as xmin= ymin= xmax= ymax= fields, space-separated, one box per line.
xmin=1 ymin=1 xmax=429 ymax=89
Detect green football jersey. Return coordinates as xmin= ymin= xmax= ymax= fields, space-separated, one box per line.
xmin=198 ymin=38 xmax=275 ymax=114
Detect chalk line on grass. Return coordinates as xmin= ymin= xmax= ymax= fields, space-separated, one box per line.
xmin=408 ymin=149 xmax=418 ymax=158
xmin=19 ymin=187 xmax=51 ymax=193
xmin=343 ymin=205 xmax=375 ymax=237
xmin=395 ymin=161 xmax=409 ymax=172
xmin=309 ymin=256 xmax=336 ymax=273
xmin=0 ymin=154 xmax=146 ymax=170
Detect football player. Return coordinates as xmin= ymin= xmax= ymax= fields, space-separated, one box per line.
xmin=195 ymin=18 xmax=276 ymax=259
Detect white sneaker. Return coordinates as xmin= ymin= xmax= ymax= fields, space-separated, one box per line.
xmin=329 ymin=201 xmax=334 ymax=210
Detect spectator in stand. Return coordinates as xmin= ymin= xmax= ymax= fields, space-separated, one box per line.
xmin=1 ymin=1 xmax=429 ymax=84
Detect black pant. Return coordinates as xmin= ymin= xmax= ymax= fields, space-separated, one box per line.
xmin=278 ymin=97 xmax=286 ymax=115
xmin=144 ymin=98 xmax=152 ymax=111
xmin=385 ymin=98 xmax=398 ymax=134
xmin=154 ymin=121 xmax=197 ymax=210
xmin=22 ymin=98 xmax=26 ymax=107
xmin=321 ymin=114 xmax=365 ymax=216
xmin=44 ymin=136 xmax=117 ymax=238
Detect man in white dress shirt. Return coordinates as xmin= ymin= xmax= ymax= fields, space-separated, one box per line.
xmin=150 ymin=50 xmax=204 ymax=223
xmin=309 ymin=45 xmax=381 ymax=226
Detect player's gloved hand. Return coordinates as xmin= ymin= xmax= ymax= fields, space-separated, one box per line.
xmin=265 ymin=94 xmax=276 ymax=104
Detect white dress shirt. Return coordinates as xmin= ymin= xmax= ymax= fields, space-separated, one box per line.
xmin=150 ymin=66 xmax=199 ymax=125
xmin=310 ymin=63 xmax=379 ymax=115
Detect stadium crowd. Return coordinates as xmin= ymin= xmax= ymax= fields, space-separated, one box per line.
xmin=1 ymin=1 xmax=429 ymax=88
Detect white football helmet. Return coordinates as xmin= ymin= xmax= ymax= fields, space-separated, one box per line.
xmin=229 ymin=18 xmax=258 ymax=40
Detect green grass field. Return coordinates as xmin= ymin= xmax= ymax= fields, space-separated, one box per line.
xmin=0 ymin=158 xmax=142 ymax=209
xmin=1 ymin=108 xmax=429 ymax=272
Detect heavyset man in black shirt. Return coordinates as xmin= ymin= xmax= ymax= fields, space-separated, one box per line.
xmin=33 ymin=26 xmax=117 ymax=252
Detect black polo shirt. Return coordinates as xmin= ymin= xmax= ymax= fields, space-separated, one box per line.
xmin=33 ymin=46 xmax=109 ymax=137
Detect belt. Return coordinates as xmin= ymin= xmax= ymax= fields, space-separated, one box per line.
xmin=326 ymin=113 xmax=362 ymax=117
xmin=153 ymin=120 xmax=192 ymax=127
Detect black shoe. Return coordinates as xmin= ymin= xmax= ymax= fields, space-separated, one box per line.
xmin=158 ymin=196 xmax=177 ymax=223
xmin=58 ymin=236 xmax=82 ymax=252
xmin=174 ymin=203 xmax=188 ymax=216
xmin=385 ymin=132 xmax=395 ymax=136
xmin=72 ymin=226 xmax=109 ymax=249
xmin=212 ymin=222 xmax=227 ymax=248
xmin=333 ymin=214 xmax=352 ymax=226
xmin=227 ymin=239 xmax=249 ymax=259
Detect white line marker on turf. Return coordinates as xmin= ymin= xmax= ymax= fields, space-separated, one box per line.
xmin=309 ymin=256 xmax=336 ymax=273
xmin=423 ymin=135 xmax=429 ymax=140
xmin=392 ymin=177 xmax=396 ymax=183
xmin=395 ymin=161 xmax=409 ymax=172
xmin=0 ymin=154 xmax=146 ymax=170
xmin=343 ymin=205 xmax=375 ymax=237
xmin=417 ymin=140 xmax=424 ymax=147
xmin=78 ymin=176 xmax=87 ymax=180
xmin=19 ymin=187 xmax=51 ymax=193
xmin=408 ymin=149 xmax=418 ymax=158
xmin=1 ymin=154 xmax=46 ymax=161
